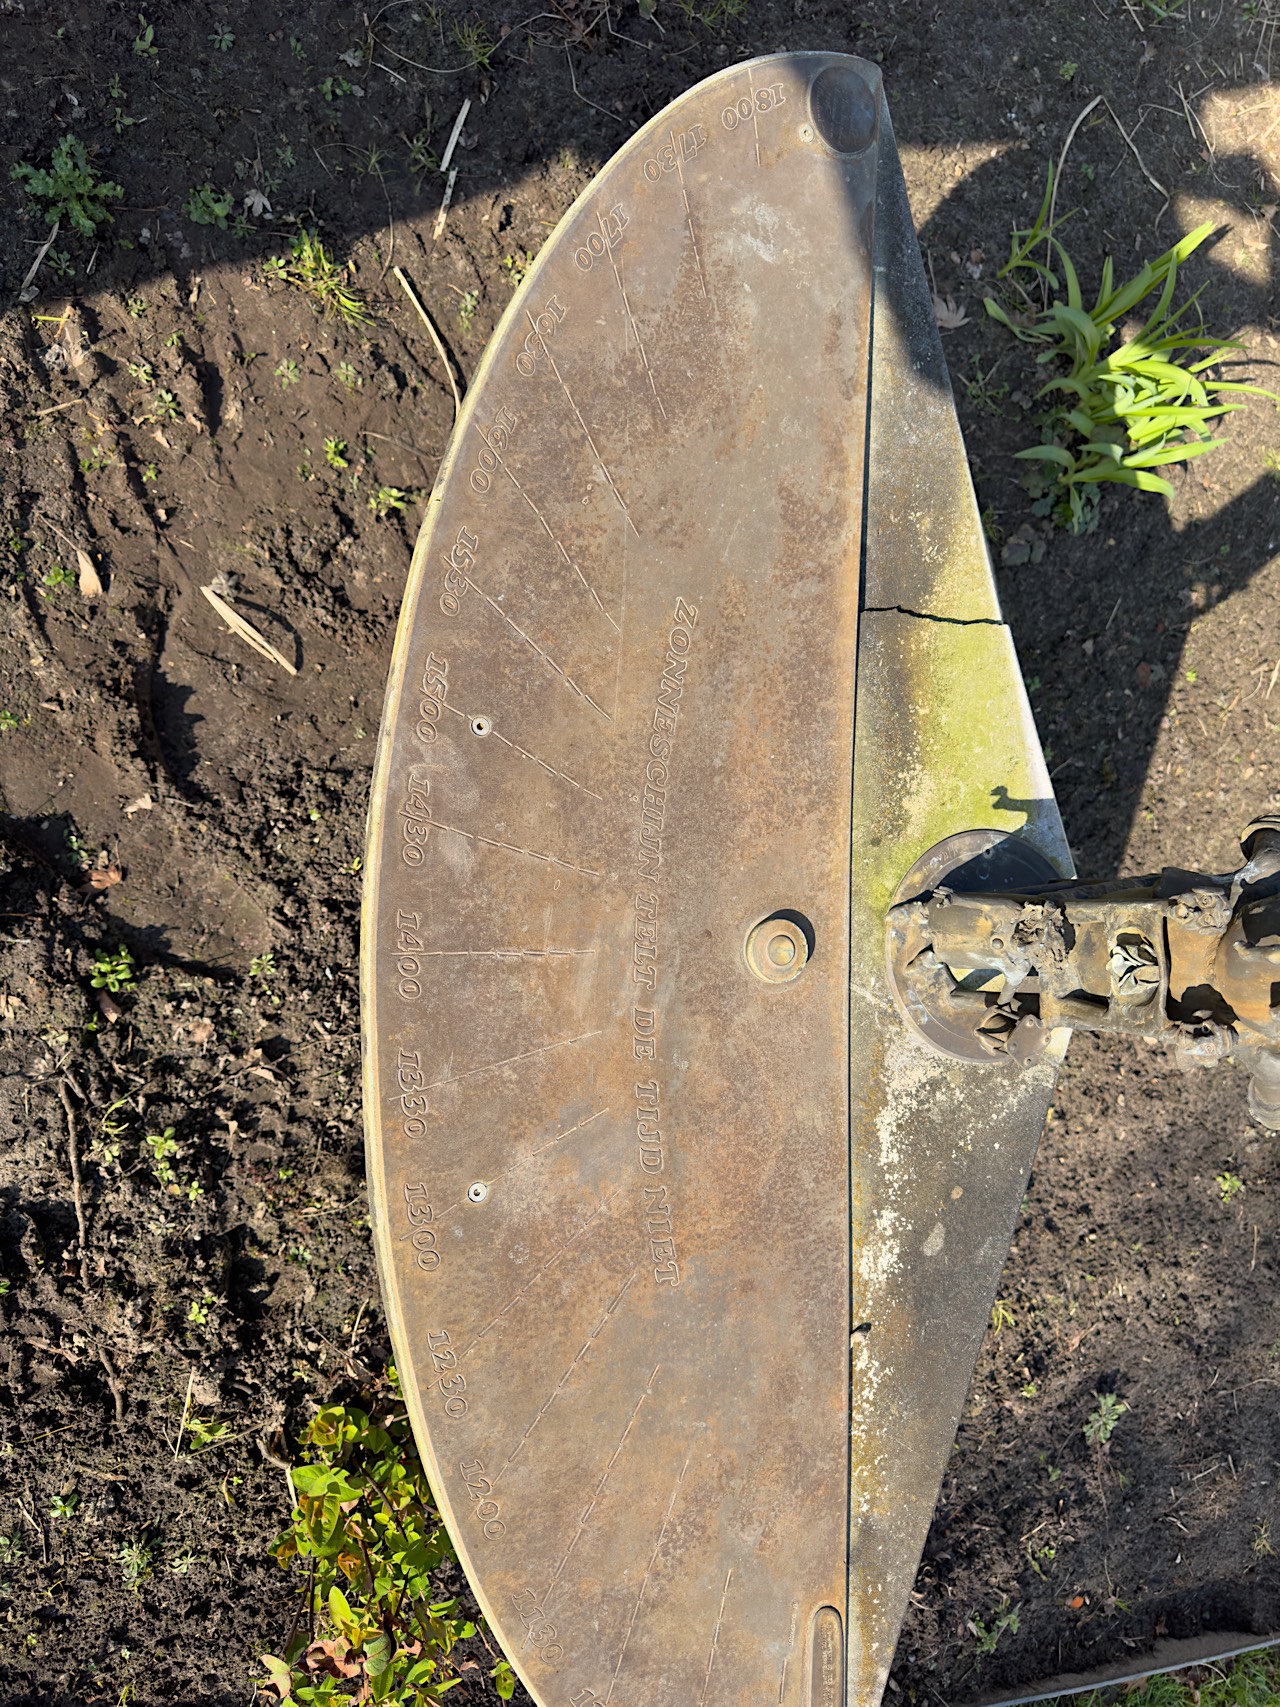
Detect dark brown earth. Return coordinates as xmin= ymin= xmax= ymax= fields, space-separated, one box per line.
xmin=1 ymin=1 xmax=1278 ymax=1703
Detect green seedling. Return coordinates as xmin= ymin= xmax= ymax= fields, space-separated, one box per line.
xmin=127 ymin=359 xmax=154 ymax=383
xmin=986 ymin=170 xmax=1278 ymax=533
xmin=145 ymin=1127 xmax=178 ymax=1185
xmin=324 ymin=436 xmax=349 ymax=470
xmin=48 ymin=1492 xmax=78 ymax=1520
xmin=0 ymin=711 xmax=20 ymax=733
xmin=502 ymin=249 xmax=534 ymax=289
xmin=186 ymin=1413 xmax=230 ymax=1449
xmin=133 ymin=13 xmax=157 ymax=55
xmin=184 ymin=184 xmax=233 ymax=228
xmin=275 ymin=359 xmax=300 ymax=389
xmin=40 ymin=563 xmax=76 ymax=595
xmin=406 ymin=129 xmax=439 ymax=186
xmin=1083 ymin=1390 xmax=1128 ymax=1446
xmin=117 ymin=1536 xmax=155 ymax=1592
xmin=1217 ymin=1169 xmax=1244 ymax=1204
xmin=990 ymin=1298 xmax=1015 ymax=1335
xmin=970 ymin=1599 xmax=1020 ymax=1658
xmin=262 ymin=1370 xmax=481 ymax=1703
xmin=368 ymin=485 xmax=418 ymax=518
xmin=150 ymin=388 xmax=178 ymax=421
xmin=336 ymin=361 xmax=362 ymax=393
xmin=210 ymin=26 xmax=234 ymax=50
xmin=11 ymin=135 xmax=123 ymax=237
xmin=451 ymin=19 xmax=494 ymax=68
xmin=90 ymin=946 xmax=134 ymax=993
xmin=249 ymin=951 xmax=277 ymax=978
xmin=456 ymin=288 xmax=479 ymax=332
xmin=319 ymin=75 xmax=354 ymax=101
xmin=126 ymin=293 xmax=146 ymax=317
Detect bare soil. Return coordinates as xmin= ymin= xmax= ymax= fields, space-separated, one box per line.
xmin=0 ymin=1 xmax=1278 ymax=1703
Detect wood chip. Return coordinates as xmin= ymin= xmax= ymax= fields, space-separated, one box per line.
xmin=200 ymin=584 xmax=297 ymax=676
xmin=439 ymin=98 xmax=472 ymax=176
xmin=433 ymin=166 xmax=459 ymax=242
xmin=76 ymin=548 xmax=103 ymax=597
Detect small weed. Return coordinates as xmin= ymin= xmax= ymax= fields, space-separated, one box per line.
xmin=290 ymin=35 xmax=305 ymax=58
xmin=209 ymin=26 xmax=234 ymax=50
xmin=502 ymin=249 xmax=534 ymax=289
xmin=1059 ymin=60 xmax=1079 ymax=80
xmin=169 ymin=1547 xmax=200 ymax=1574
xmin=267 ymin=230 xmax=370 ymax=325
xmin=48 ymin=1492 xmax=78 ymax=1520
xmin=990 ymin=1298 xmax=1015 ymax=1335
xmin=1217 ymin=1170 xmax=1245 ymax=1205
xmin=150 ymin=389 xmax=179 ymax=421
xmin=456 ymin=288 xmax=479 ymax=331
xmin=1254 ymin=1520 xmax=1275 ymax=1558
xmin=184 ymin=184 xmax=233 ymax=228
xmin=324 ymin=436 xmax=349 ymax=470
xmin=0 ymin=711 xmax=20 ymax=733
xmin=145 ymin=1127 xmax=178 ymax=1186
xmin=249 ymin=951 xmax=277 ymax=979
xmin=354 ymin=144 xmax=386 ymax=177
xmin=986 ymin=171 xmax=1278 ymax=533
xmin=1028 ymin=1542 xmax=1056 ymax=1579
xmin=117 ymin=1536 xmax=155 ymax=1592
xmin=187 ymin=1296 xmax=211 ymax=1326
xmin=1083 ymin=1391 xmax=1128 ymax=1447
xmin=133 ymin=13 xmax=157 ymax=56
xmin=41 ymin=562 xmax=77 ymax=595
xmin=970 ymin=1599 xmax=1020 ymax=1658
xmin=90 ymin=946 xmax=134 ymax=993
xmin=127 ymin=358 xmax=154 ymax=383
xmin=126 ymin=293 xmax=147 ymax=318
xmin=336 ymin=360 xmax=362 ymax=393
xmin=11 ymin=135 xmax=123 ymax=237
xmin=406 ymin=129 xmax=439 ymax=185
xmin=141 ymin=463 xmax=158 ymax=483
xmin=318 ymin=75 xmax=354 ymax=101
xmin=451 ymin=19 xmax=495 ymax=68
xmin=262 ymin=1371 xmax=483 ymax=1703
xmin=186 ymin=1413 xmax=230 ymax=1450
xmin=368 ymin=485 xmax=419 ymax=519
xmin=275 ymin=359 xmax=300 ymax=389
xmin=164 ymin=329 xmax=181 ymax=348
xmin=276 ymin=143 xmax=297 ymax=170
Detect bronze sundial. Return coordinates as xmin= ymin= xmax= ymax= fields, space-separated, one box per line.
xmin=362 ymin=52 xmax=1280 ymax=1707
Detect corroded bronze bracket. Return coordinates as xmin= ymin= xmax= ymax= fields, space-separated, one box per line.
xmin=887 ymin=817 xmax=1280 ymax=1129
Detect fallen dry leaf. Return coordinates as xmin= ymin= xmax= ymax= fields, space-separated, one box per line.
xmin=76 ymin=548 xmax=103 ymax=597
xmin=85 ymin=860 xmax=124 ymax=892
xmin=97 ymin=989 xmax=123 ymax=1024
xmin=123 ymin=793 xmax=153 ymax=817
xmin=932 ymin=293 xmax=969 ymax=330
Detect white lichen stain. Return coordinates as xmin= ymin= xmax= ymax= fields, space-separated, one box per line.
xmin=922 ymin=1220 xmax=945 ymax=1257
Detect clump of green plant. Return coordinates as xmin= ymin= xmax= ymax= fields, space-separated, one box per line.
xmin=986 ymin=170 xmax=1277 ymax=533
xmin=184 ymin=183 xmax=234 ymax=228
xmin=450 ymin=19 xmax=494 ymax=69
xmin=1216 ymin=1169 xmax=1245 ymax=1205
xmin=1083 ymin=1390 xmax=1128 ymax=1446
xmin=117 ymin=1534 xmax=155 ymax=1592
xmin=969 ymin=1598 xmax=1020 ymax=1658
xmin=10 ymin=135 xmax=123 ymax=236
xmin=90 ymin=945 xmax=134 ymax=993
xmin=369 ymin=486 xmax=420 ymax=519
xmin=264 ymin=230 xmax=371 ymax=326
xmin=261 ymin=1373 xmax=512 ymax=1703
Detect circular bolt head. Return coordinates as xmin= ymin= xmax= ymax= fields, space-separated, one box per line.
xmin=745 ymin=915 xmax=810 ymax=984
xmin=467 ymin=1181 xmax=489 ymax=1203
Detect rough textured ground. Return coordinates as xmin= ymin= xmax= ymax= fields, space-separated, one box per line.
xmin=0 ymin=1 xmax=1277 ymax=1702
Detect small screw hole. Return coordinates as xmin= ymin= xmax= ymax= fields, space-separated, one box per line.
xmin=470 ymin=716 xmax=491 ymax=737
xmin=467 ymin=1181 xmax=488 ymax=1203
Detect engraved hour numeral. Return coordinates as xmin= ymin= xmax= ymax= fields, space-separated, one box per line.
xmin=721 ymin=82 xmax=786 ymax=129
xmin=395 ymin=909 xmax=425 ymax=1002
xmin=573 ymin=205 xmax=628 ymax=274
xmin=440 ymin=528 xmax=477 ymax=617
xmin=641 ymin=125 xmax=707 ymax=182
xmin=402 ymin=1181 xmax=439 ymax=1271
xmin=428 ymin=1328 xmax=469 ymax=1417
xmin=414 ymin=651 xmax=448 ymax=747
xmin=515 ymin=295 xmax=568 ymax=376
xmin=459 ymin=1457 xmax=506 ymax=1538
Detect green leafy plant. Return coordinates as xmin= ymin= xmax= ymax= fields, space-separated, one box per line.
xmin=210 ymin=26 xmax=235 ymax=50
xmin=150 ymin=388 xmax=179 ymax=421
xmin=145 ymin=1127 xmax=178 ymax=1185
xmin=455 ymin=289 xmax=479 ymax=333
xmin=368 ymin=486 xmax=419 ymax=519
xmin=336 ymin=362 xmax=362 ymax=393
xmin=986 ymin=172 xmax=1278 ymax=533
xmin=969 ymin=1598 xmax=1020 ymax=1658
xmin=324 ymin=437 xmax=350 ymax=470
xmin=990 ymin=1298 xmax=1015 ymax=1335
xmin=117 ymin=1535 xmax=155 ymax=1592
xmin=1216 ymin=1169 xmax=1245 ymax=1205
xmin=90 ymin=946 xmax=134 ymax=993
xmin=1083 ymin=1390 xmax=1128 ymax=1446
xmin=261 ymin=1373 xmax=485 ymax=1703
xmin=450 ymin=20 xmax=494 ymax=69
xmin=276 ymin=360 xmax=301 ymax=389
xmin=133 ymin=12 xmax=157 ymax=55
xmin=10 ymin=135 xmax=123 ymax=237
xmin=269 ymin=230 xmax=371 ymax=325
xmin=184 ymin=183 xmax=234 ymax=228
xmin=0 ymin=711 xmax=20 ymax=733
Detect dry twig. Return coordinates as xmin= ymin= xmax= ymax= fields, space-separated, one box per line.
xmin=394 ymin=266 xmax=462 ymax=419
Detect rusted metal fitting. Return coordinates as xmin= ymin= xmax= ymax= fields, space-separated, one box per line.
xmin=887 ymin=818 xmax=1280 ymax=1130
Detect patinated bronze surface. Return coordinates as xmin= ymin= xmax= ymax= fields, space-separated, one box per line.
xmin=363 ymin=54 xmax=1072 ymax=1707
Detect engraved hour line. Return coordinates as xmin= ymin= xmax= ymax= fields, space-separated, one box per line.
xmin=456 ymin=1186 xmax=622 ymax=1362
xmin=421 ymin=815 xmax=602 ymax=879
xmin=604 ymin=1454 xmax=691 ymax=1705
xmin=542 ymin=1363 xmax=660 ymax=1613
xmin=670 ymin=128 xmax=709 ymax=302
xmin=778 ymin=1600 xmax=800 ymax=1705
xmin=442 ymin=701 xmax=602 ymax=801
xmin=422 ymin=1029 xmax=602 ymax=1095
xmin=435 ymin=1107 xmax=611 ymax=1221
xmin=464 ymin=569 xmax=612 ymax=723
xmin=698 ymin=1569 xmax=734 ymax=1707
xmin=748 ymin=68 xmax=762 ymax=169
xmin=526 ymin=311 xmax=639 ymax=540
xmin=602 ymin=214 xmax=666 ymax=423
xmin=490 ymin=1270 xmax=637 ymax=1487
xmin=472 ymin=422 xmax=620 ymax=633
